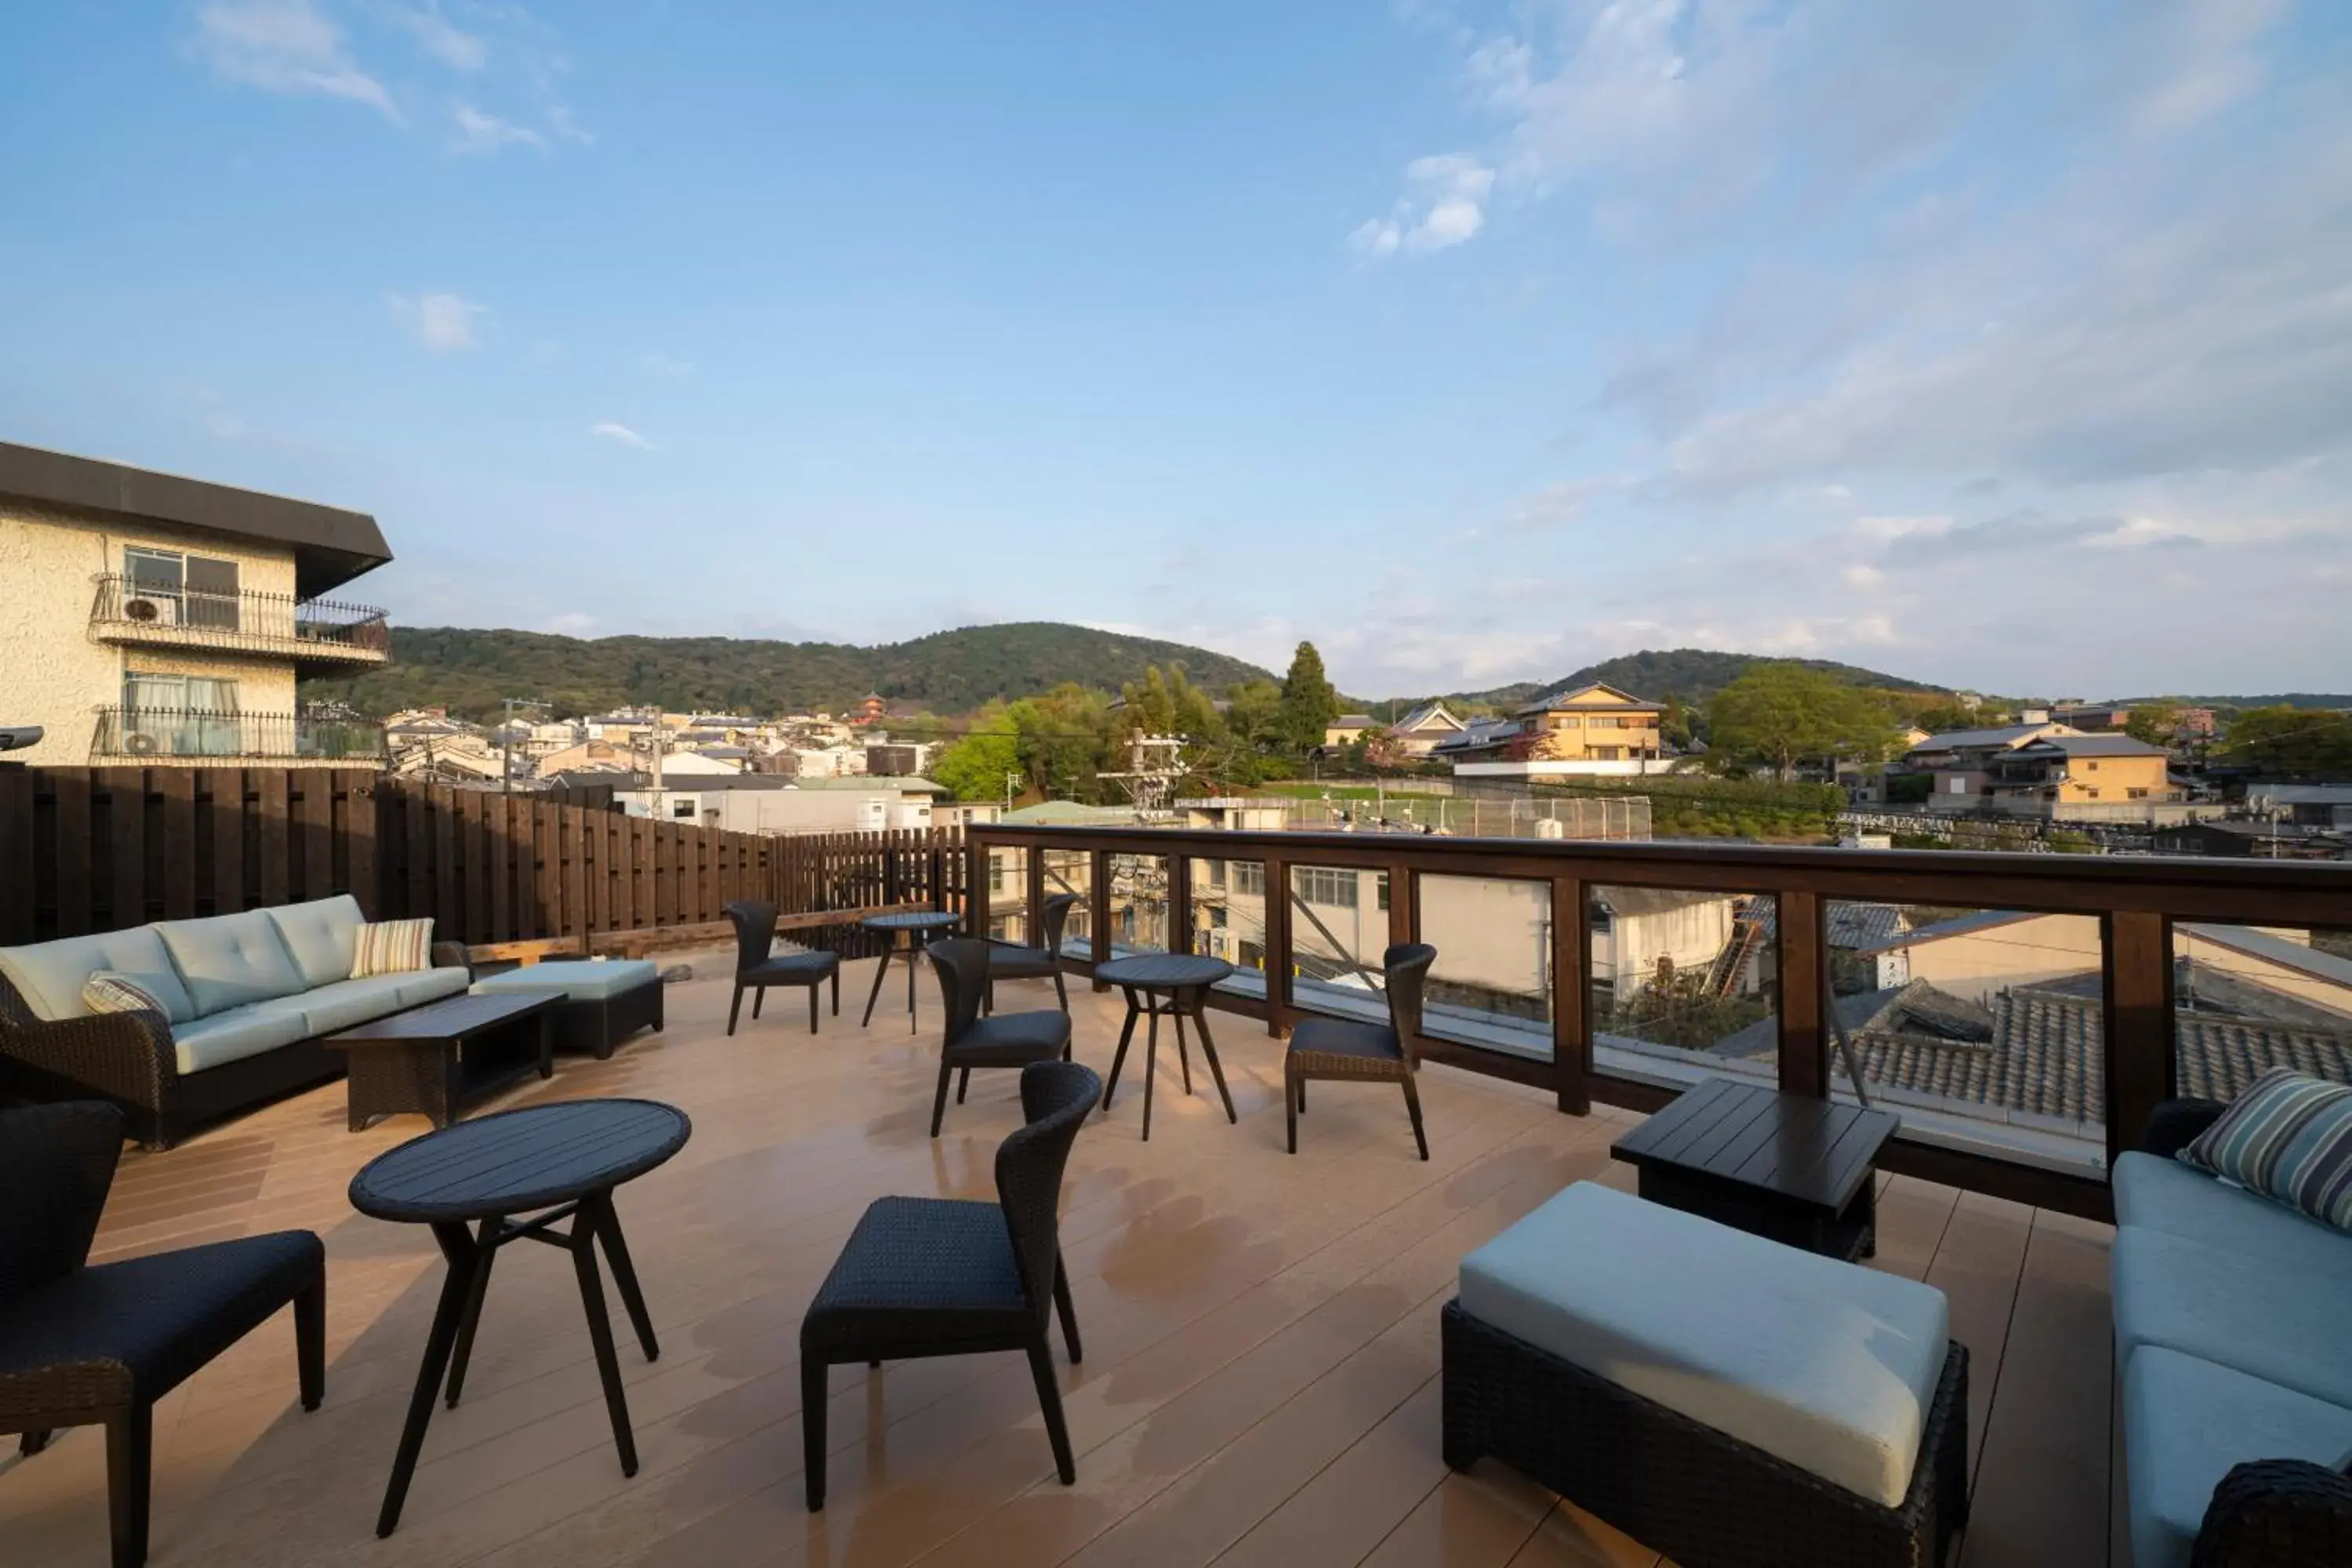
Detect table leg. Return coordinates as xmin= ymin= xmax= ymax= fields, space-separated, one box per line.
xmin=1191 ymin=993 xmax=1237 ymax=1123
xmin=376 ymin=1221 xmax=482 ymax=1537
xmin=1142 ymin=1001 xmax=1160 ymax=1142
xmin=442 ymin=1216 xmax=502 ymax=1408
xmin=860 ymin=936 xmax=895 ymax=1026
xmin=538 ymin=1010 xmax=555 ymax=1080
xmin=596 ymin=1196 xmax=660 ymax=1361
xmin=906 ymin=934 xmax=920 ymax=1033
xmin=1101 ymin=993 xmax=1140 ymax=1111
xmin=569 ymin=1190 xmax=639 ymax=1476
xmin=1171 ymin=1002 xmax=1193 ymax=1095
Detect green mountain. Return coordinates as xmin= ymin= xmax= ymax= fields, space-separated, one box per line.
xmin=1413 ymin=648 xmax=1947 ymax=712
xmin=303 ymin=622 xmax=1276 ymax=723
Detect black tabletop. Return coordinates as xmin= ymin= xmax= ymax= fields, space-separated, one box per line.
xmin=350 ymin=1098 xmax=691 ymax=1222
xmin=1610 ymin=1076 xmax=1896 ymax=1213
xmin=861 ymin=911 xmax=961 ymax=932
xmin=325 ymin=990 xmax=557 ymax=1047
xmin=1095 ymin=953 xmax=1236 ymax=990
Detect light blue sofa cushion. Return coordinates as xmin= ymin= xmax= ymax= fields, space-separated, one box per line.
xmin=0 ymin=927 xmax=194 ymax=1022
xmin=170 ymin=1004 xmax=312 ymax=1075
xmin=2113 ymin=1151 xmax=2352 ymax=1272
xmin=472 ymin=959 xmax=659 ymax=1003
xmin=1457 ymin=1181 xmax=1950 ymax=1508
xmin=154 ymin=911 xmax=307 ymax=1016
xmin=264 ymin=895 xmax=367 ymax=989
xmin=253 ymin=975 xmax=416 ymax=1036
xmin=2125 ymin=1346 xmax=2352 ymax=1568
xmin=2113 ymin=1225 xmax=2352 ymax=1409
xmin=393 ymin=967 xmax=471 ymax=1010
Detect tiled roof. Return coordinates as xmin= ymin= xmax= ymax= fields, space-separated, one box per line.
xmin=1909 ymin=724 xmax=2063 ymax=752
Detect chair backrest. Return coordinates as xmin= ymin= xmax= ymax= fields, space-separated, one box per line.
xmin=996 ymin=1060 xmax=1101 ymax=1328
xmin=1381 ymin=942 xmax=1438 ymax=1062
xmin=1039 ymin=892 xmax=1081 ymax=954
xmin=721 ymin=900 xmax=778 ymax=978
xmin=928 ymin=937 xmax=990 ymax=1045
xmin=0 ymin=1101 xmax=123 ymax=1308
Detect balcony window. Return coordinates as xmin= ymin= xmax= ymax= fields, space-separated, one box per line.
xmin=124 ymin=546 xmax=241 ymax=631
xmin=122 ymin=671 xmax=241 ymax=757
xmin=1295 ymin=866 xmax=1358 ymax=909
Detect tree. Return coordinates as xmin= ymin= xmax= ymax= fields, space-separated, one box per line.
xmin=931 ymin=702 xmax=1022 ymax=803
xmin=1660 ymin=692 xmax=1693 ymax=750
xmin=2220 ymin=706 xmax=2352 ymax=780
xmin=2124 ymin=702 xmax=2187 ymax=747
xmin=1709 ymin=662 xmax=1901 ymax=782
xmin=1277 ymin=641 xmax=1340 ymax=752
xmin=1909 ymin=702 xmax=1981 ymax=735
xmin=1224 ymin=679 xmax=1283 ymax=746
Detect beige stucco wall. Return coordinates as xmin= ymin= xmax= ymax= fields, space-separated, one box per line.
xmin=0 ymin=499 xmax=300 ymax=765
xmin=2059 ymin=753 xmax=2179 ymax=802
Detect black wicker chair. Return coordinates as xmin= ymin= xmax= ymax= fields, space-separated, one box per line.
xmin=983 ymin=892 xmax=1082 ymax=1014
xmin=926 ymin=939 xmax=1074 ymax=1138
xmin=1283 ymin=942 xmax=1437 ymax=1160
xmin=0 ymin=1102 xmax=325 ymax=1567
xmin=722 ymin=901 xmax=842 ymax=1036
xmin=800 ymin=1058 xmax=1100 ymax=1510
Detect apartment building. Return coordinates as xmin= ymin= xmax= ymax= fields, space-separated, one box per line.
xmin=0 ymin=442 xmax=392 ymax=766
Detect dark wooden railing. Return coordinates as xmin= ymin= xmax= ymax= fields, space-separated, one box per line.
xmin=969 ymin=822 xmax=2352 ymax=1219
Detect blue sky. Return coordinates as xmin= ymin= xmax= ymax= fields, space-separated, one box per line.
xmin=4 ymin=1 xmax=2349 ymax=700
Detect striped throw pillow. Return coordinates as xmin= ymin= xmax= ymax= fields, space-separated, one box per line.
xmin=83 ymin=971 xmax=168 ymax=1017
xmin=351 ymin=919 xmax=434 ymax=978
xmin=2180 ymin=1066 xmax=2352 ymax=1231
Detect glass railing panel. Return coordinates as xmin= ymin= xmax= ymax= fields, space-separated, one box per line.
xmin=2170 ymin=920 xmax=2352 ymax=1100
xmin=1043 ymin=849 xmax=1096 ymax=960
xmin=1590 ymin=886 xmax=1778 ymax=1091
xmin=1288 ymin=863 xmax=1392 ymax=1026
xmin=1103 ymin=853 xmax=1171 ymax=959
xmin=1416 ymin=873 xmax=1553 ymax=1061
xmin=1189 ymin=855 xmax=1268 ymax=1001
xmin=1823 ymin=899 xmax=2107 ymax=1174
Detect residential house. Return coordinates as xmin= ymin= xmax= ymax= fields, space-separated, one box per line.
xmin=0 ymin=441 xmax=392 ymax=766
xmin=533 ymin=739 xmax=624 ymax=779
xmin=1443 ymin=683 xmax=1678 ymax=779
xmin=1902 ymin=721 xmax=2078 ymax=808
xmin=1323 ymin=714 xmax=1377 ymax=747
xmin=2246 ymin=784 xmax=2352 ymax=830
xmin=1979 ymin=734 xmax=2184 ymax=817
xmin=1384 ymin=702 xmax=1467 ymax=757
xmin=2053 ymin=702 xmax=2219 ymax=740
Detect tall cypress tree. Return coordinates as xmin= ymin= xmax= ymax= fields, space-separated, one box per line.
xmin=1278 ymin=641 xmax=1340 ymax=750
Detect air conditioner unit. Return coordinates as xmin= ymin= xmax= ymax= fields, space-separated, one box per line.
xmin=122 ymin=596 xmax=180 ymax=626
xmin=122 ymin=731 xmax=162 ymax=757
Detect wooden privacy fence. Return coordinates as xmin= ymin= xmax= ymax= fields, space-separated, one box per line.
xmin=0 ymin=768 xmax=972 ymax=954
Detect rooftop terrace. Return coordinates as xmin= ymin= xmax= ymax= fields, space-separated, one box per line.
xmin=2 ymin=954 xmax=2117 ymax=1568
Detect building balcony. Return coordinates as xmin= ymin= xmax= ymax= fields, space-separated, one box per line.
xmin=89 ymin=705 xmax=387 ymax=764
xmin=88 ymin=572 xmax=391 ymax=669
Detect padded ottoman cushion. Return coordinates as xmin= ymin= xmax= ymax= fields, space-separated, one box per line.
xmin=1457 ymin=1181 xmax=1949 ymax=1508
xmin=2124 ymin=1346 xmax=2352 ymax=1568
xmin=472 ymin=960 xmax=659 ymax=1003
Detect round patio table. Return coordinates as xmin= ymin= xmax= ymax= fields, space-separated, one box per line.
xmin=349 ymin=1098 xmax=690 ymax=1537
xmin=1094 ymin=952 xmax=1238 ymax=1141
xmin=859 ymin=909 xmax=963 ymax=1033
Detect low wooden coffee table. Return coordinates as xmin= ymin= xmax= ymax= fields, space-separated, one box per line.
xmin=327 ymin=992 xmax=559 ymax=1131
xmin=1610 ymin=1076 xmax=1898 ymax=1261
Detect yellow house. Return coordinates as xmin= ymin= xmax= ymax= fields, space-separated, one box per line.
xmin=0 ymin=442 xmax=393 ymax=767
xmin=1512 ymin=682 xmax=1665 ymax=762
xmin=1984 ymin=735 xmax=2182 ymax=810
xmin=1323 ymin=713 xmax=1377 ymax=747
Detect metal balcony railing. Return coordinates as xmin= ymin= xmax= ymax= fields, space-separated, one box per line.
xmin=89 ymin=706 xmax=387 ymax=763
xmin=88 ymin=574 xmax=391 ymax=663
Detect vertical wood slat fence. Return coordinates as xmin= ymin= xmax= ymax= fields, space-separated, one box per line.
xmin=0 ymin=768 xmax=971 ymax=953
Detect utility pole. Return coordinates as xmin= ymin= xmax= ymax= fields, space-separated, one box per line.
xmin=1004 ymin=770 xmax=1019 ymax=811
xmin=499 ymin=697 xmax=550 ymax=794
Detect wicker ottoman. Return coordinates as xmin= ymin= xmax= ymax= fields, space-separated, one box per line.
xmin=1443 ymin=1182 xmax=1967 ymax=1568
xmin=471 ymin=960 xmax=663 ymax=1060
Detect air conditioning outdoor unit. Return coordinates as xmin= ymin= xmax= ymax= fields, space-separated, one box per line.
xmin=123 ymin=731 xmax=162 ymax=757
xmin=122 ymin=596 xmax=180 ymax=626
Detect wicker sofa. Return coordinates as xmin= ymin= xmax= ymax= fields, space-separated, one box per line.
xmin=0 ymin=896 xmax=468 ymax=1150
xmin=2111 ymin=1100 xmax=2352 ymax=1568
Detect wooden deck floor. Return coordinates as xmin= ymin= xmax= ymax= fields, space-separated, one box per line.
xmin=0 ymin=957 xmax=2121 ymax=1567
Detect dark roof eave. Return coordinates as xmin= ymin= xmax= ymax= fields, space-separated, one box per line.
xmin=0 ymin=440 xmax=392 ymax=597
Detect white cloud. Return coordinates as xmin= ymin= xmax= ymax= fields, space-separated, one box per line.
xmin=452 ymin=103 xmax=546 ymax=154
xmin=1349 ymin=154 xmax=1495 ymax=259
xmin=387 ymin=290 xmax=485 ymax=350
xmin=194 ymin=0 xmax=397 ymax=118
xmin=387 ymin=1 xmax=486 ymax=72
xmin=590 ymin=421 xmax=652 ymax=449
xmin=640 ymin=352 xmax=695 ymax=378
xmin=545 ymin=102 xmax=594 ymax=148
